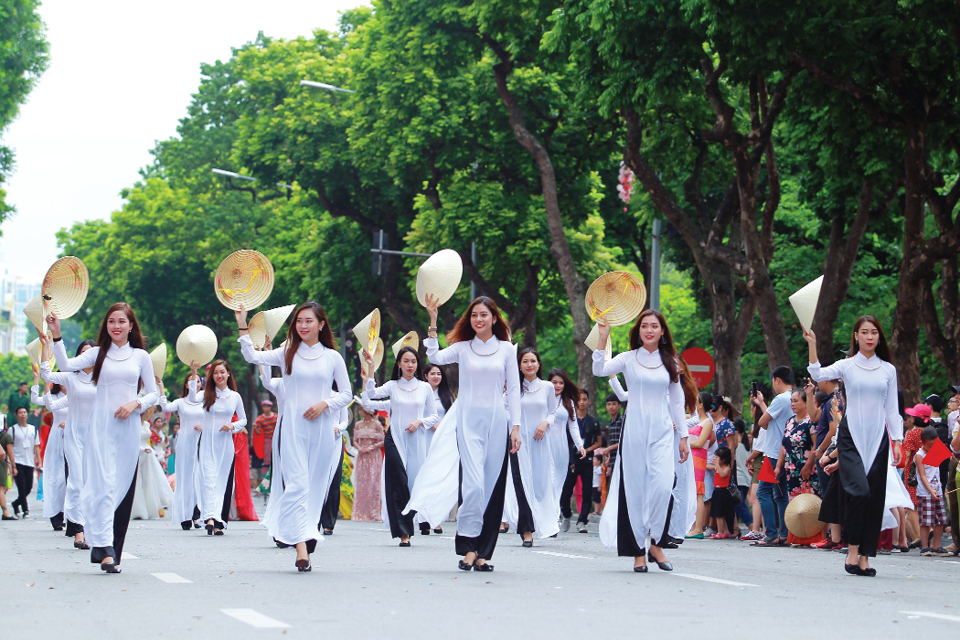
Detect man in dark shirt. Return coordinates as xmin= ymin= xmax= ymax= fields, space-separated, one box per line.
xmin=6 ymin=382 xmax=31 ymax=434
xmin=560 ymin=390 xmax=602 ymax=533
xmin=602 ymin=394 xmax=624 ymax=478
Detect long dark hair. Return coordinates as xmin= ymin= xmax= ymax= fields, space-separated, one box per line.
xmin=446 ymin=296 xmax=511 ymax=344
xmin=424 ymin=364 xmax=455 ymax=411
xmin=848 ymin=315 xmax=892 ymax=362
xmin=676 ymin=357 xmax=699 ymax=413
xmin=284 ymin=301 xmax=336 ymax=375
xmin=203 ymin=359 xmax=237 ymax=410
xmin=518 ymin=347 xmax=543 ymax=395
xmin=628 ymin=309 xmax=679 ymax=383
xmin=548 ymin=367 xmax=580 ymax=418
xmin=180 ymin=371 xmax=203 ymax=399
xmin=390 ymin=346 xmax=424 ymax=382
xmin=92 ymin=302 xmax=147 ymax=385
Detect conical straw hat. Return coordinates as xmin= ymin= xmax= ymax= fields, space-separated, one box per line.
xmin=214 ymin=250 xmax=275 ymax=311
xmin=788 ymin=275 xmax=823 ymax=332
xmin=23 ymin=294 xmax=47 ymax=332
xmin=584 ymin=271 xmax=646 ymax=327
xmin=26 ymin=337 xmax=42 ymax=368
xmin=249 ymin=304 xmax=296 ymax=350
xmin=353 ymin=309 xmax=381 ymax=355
xmin=784 ymin=493 xmax=823 ymax=538
xmin=392 ymin=330 xmax=420 ymax=359
xmin=372 ymin=337 xmax=385 ymax=371
xmin=150 ymin=343 xmax=167 ymax=379
xmin=176 ymin=325 xmax=218 ymax=367
xmin=416 ymin=249 xmax=463 ymax=307
xmin=583 ymin=323 xmax=613 ymax=362
xmin=42 ymin=256 xmax=90 ymax=320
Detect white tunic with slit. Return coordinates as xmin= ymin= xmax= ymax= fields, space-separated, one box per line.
xmin=190 ymin=383 xmax=247 ymax=524
xmin=159 ymin=391 xmax=205 ymax=524
xmin=406 ymin=336 xmax=521 ymax=537
xmin=239 ymin=335 xmax=351 ymax=546
xmin=53 ymin=341 xmax=158 ymax=549
xmin=41 ymin=363 xmax=97 ymax=527
xmin=32 ymin=385 xmax=68 ymax=519
xmin=549 ymin=398 xmax=584 ymax=503
xmin=593 ymin=348 xmax=687 ymax=549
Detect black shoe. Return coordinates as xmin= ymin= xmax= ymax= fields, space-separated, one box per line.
xmin=634 ymin=564 xmax=648 ymax=573
xmin=433 ymin=527 xmax=443 ymax=534
xmin=499 ymin=525 xmax=509 ymax=534
xmin=274 ymin=538 xmax=291 ymax=549
xmin=53 ymin=525 xmax=64 ymax=531
xmin=399 ymin=541 xmax=411 ymax=547
xmin=193 ymin=521 xmax=201 ymax=529
xmin=844 ymin=563 xmax=860 ymax=575
xmin=205 ymin=522 xmax=214 ymax=536
xmin=473 ymin=563 xmax=494 ymax=572
xmin=214 ymin=528 xmax=224 ymax=536
xmin=647 ymin=551 xmax=673 ymax=571
xmin=522 ymin=540 xmax=533 ymax=548
xmin=100 ymin=562 xmax=121 ymax=574
xmin=295 ymin=558 xmax=311 ymax=572
xmin=662 ymin=541 xmax=679 ymax=549
xmin=322 ymin=529 xmax=333 ymax=536
xmin=74 ymin=540 xmax=90 ymax=550
xmin=458 ymin=560 xmax=473 ymax=571
xmin=1 ymin=514 xmax=17 ymax=521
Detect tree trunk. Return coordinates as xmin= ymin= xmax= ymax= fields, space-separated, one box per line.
xmin=485 ymin=39 xmax=595 ymax=401
xmin=890 ymin=124 xmax=928 ymax=404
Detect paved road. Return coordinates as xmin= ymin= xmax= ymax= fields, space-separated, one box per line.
xmin=3 ymin=494 xmax=959 ymax=639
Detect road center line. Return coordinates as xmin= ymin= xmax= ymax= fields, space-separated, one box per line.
xmin=152 ymin=572 xmax=192 ymax=584
xmin=221 ymin=609 xmax=290 ymax=629
xmin=900 ymin=611 xmax=960 ymax=623
xmin=533 ymin=551 xmax=595 ymax=559
xmin=672 ymin=573 xmax=759 ymax=587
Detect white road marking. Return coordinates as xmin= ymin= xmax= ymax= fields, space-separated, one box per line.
xmin=221 ymin=609 xmax=290 ymax=629
xmin=900 ymin=611 xmax=960 ymax=623
xmin=121 ymin=554 xmax=138 ymax=559
xmin=533 ymin=551 xmax=594 ymax=559
xmin=672 ymin=573 xmax=759 ymax=587
xmin=152 ymin=572 xmax=192 ymax=584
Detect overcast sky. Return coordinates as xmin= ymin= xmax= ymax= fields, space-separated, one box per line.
xmin=1 ymin=0 xmax=364 ymax=282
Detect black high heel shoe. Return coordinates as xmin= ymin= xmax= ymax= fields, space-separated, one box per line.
xmin=100 ymin=561 xmax=121 ymax=574
xmin=433 ymin=527 xmax=443 ymax=534
xmin=74 ymin=540 xmax=90 ymax=550
xmin=647 ymin=550 xmax=673 ymax=571
xmin=295 ymin=558 xmax=311 ymax=572
xmin=205 ymin=522 xmax=214 ymax=536
xmin=214 ymin=528 xmax=224 ymax=536
xmin=634 ymin=564 xmax=648 ymax=573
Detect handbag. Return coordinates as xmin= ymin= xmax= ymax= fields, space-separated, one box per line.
xmin=726 ymin=483 xmax=743 ymax=506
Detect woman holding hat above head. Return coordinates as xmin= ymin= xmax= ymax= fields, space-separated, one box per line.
xmin=157 ymin=372 xmax=205 ymax=530
xmin=419 ymin=295 xmax=522 ymax=572
xmin=236 ymin=302 xmax=351 ymax=572
xmin=37 ymin=334 xmax=97 ymax=548
xmin=188 ymin=359 xmax=246 ymax=536
xmin=361 ymin=341 xmax=440 ymax=544
xmin=46 ymin=303 xmax=159 ymax=574
xmin=592 ymin=310 xmax=696 ymax=573
xmin=805 ymin=316 xmax=903 ymax=577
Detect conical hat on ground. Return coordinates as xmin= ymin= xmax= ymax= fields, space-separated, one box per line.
xmin=784 ymin=493 xmax=824 ymax=538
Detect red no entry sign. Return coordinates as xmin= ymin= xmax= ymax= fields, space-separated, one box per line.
xmin=681 ymin=347 xmax=715 ymax=389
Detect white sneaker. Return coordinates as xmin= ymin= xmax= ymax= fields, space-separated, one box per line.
xmin=561 ymin=518 xmax=570 ymax=532
xmin=577 ymin=522 xmax=588 ymax=533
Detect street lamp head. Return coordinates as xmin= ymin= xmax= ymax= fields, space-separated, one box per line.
xmin=299 ymin=79 xmax=354 ymax=94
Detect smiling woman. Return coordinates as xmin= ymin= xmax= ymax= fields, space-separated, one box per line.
xmin=47 ymin=302 xmax=160 ymax=574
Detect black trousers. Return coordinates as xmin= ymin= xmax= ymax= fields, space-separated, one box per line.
xmin=560 ymin=461 xmax=593 ymax=524
xmin=91 ymin=463 xmax=138 ymax=564
xmin=832 ymin=420 xmax=888 ymax=557
xmin=62 ymin=459 xmax=81 ymax=535
xmin=217 ymin=456 xmax=235 ymax=527
xmin=455 ymin=435 xmax=510 ymax=561
xmin=383 ymin=429 xmax=415 ymax=539
xmin=509 ymin=451 xmax=535 ymax=535
xmin=616 ymin=467 xmax=675 ymax=557
xmin=12 ymin=464 xmax=34 ymax=513
xmin=321 ymin=447 xmax=344 ymax=531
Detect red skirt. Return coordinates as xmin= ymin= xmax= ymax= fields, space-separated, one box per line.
xmin=233 ymin=431 xmax=257 ymax=521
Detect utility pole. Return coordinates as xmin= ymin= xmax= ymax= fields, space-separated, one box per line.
xmin=650 ymin=218 xmax=662 ymax=310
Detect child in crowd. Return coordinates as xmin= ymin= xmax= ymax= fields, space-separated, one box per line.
xmin=591 ymin=451 xmax=603 ymax=516
xmin=915 ymin=426 xmax=949 ymax=556
xmin=709 ymin=447 xmax=736 ymax=539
